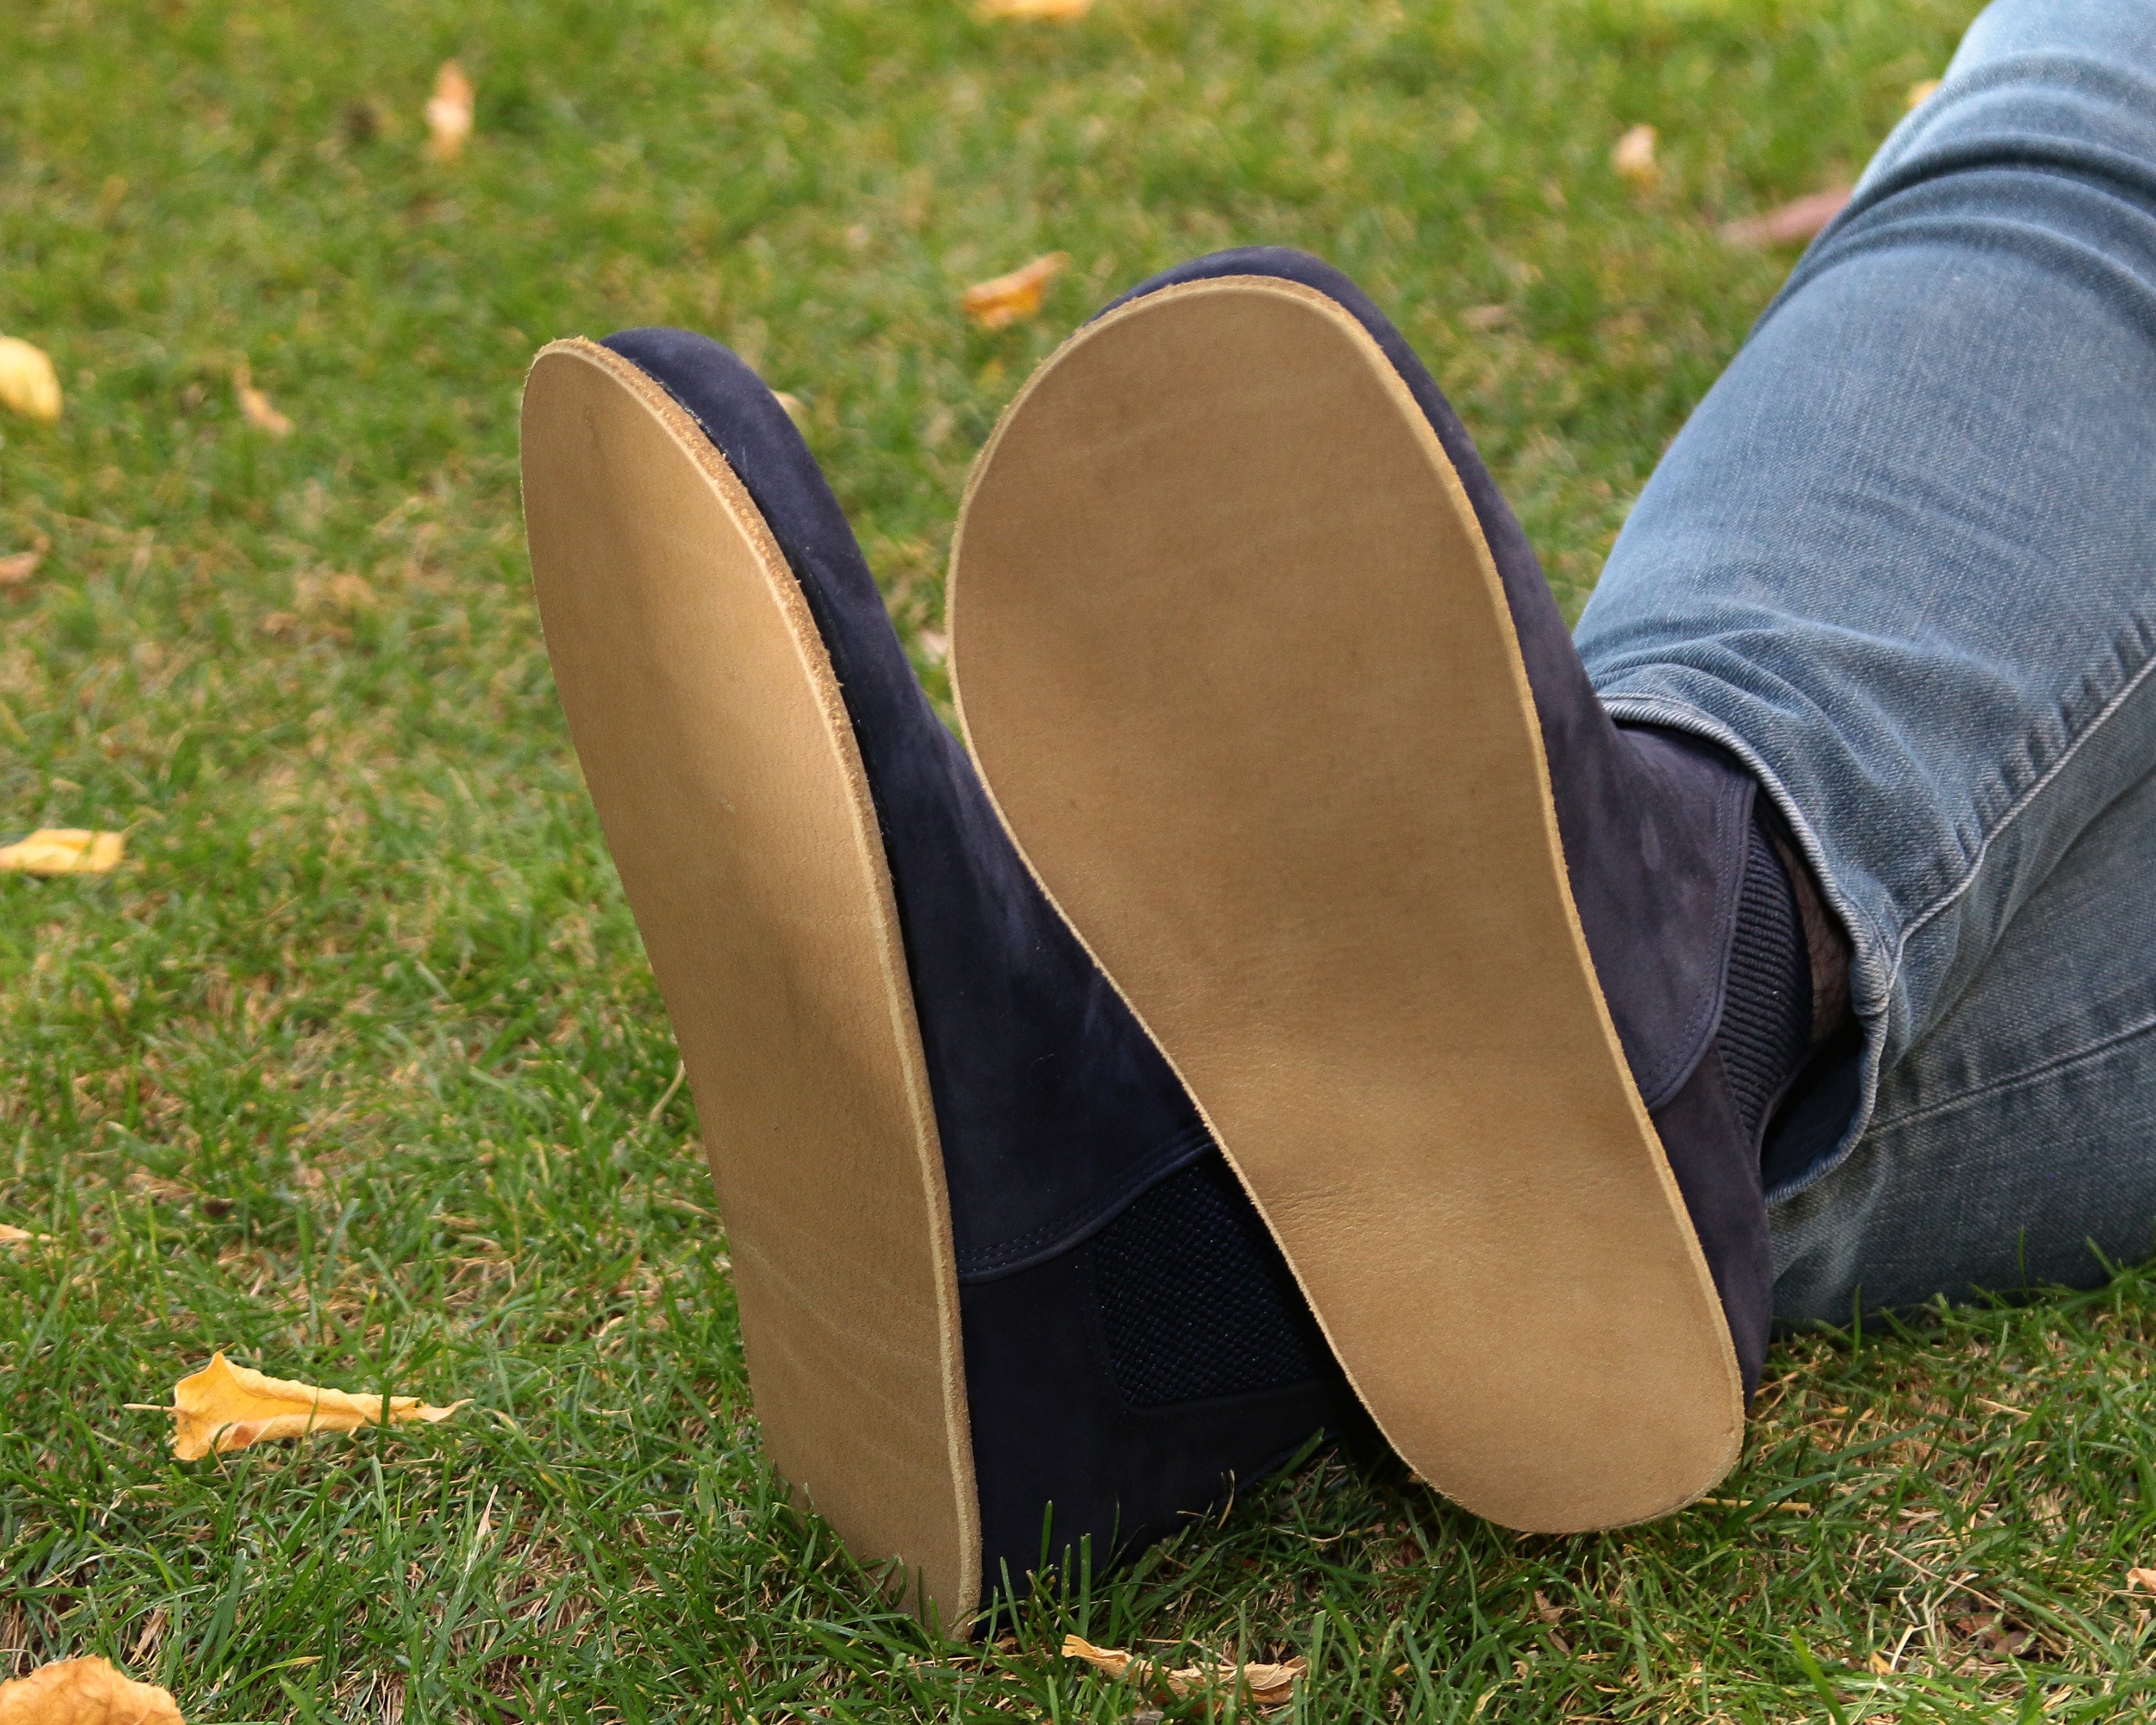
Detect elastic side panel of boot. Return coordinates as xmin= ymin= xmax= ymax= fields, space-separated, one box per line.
xmin=1718 ymin=821 xmax=1812 ymax=1144
xmin=1091 ymin=1155 xmax=1333 ymax=1407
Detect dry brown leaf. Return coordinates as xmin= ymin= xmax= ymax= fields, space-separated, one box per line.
xmin=1459 ymin=304 xmax=1510 ymax=332
xmin=137 ymin=1350 xmax=467 ymax=1461
xmin=1720 ymin=188 xmax=1850 ymax=249
xmin=0 ymin=830 xmax=126 ymax=875
xmin=1063 ymin=1637 xmax=1137 ymax=1682
xmin=232 ymin=364 xmax=293 ymax=438
xmin=0 ymin=1222 xmax=51 ymax=1246
xmin=978 ymin=0 xmax=1092 ymax=18
xmin=1867 ymin=1651 xmax=1896 ymax=1675
xmin=1906 ymin=77 xmax=1941 ymax=109
xmin=0 ymin=532 xmax=50 ymax=587
xmin=961 ymin=252 xmax=1069 ymax=330
xmin=426 ymin=61 xmax=475 ymax=161
xmin=0 ymin=1657 xmax=183 ymax=1725
xmin=0 ymin=337 xmax=63 ymax=424
xmin=1611 ymin=124 xmax=1659 ymax=189
xmin=128 ymin=1611 xmax=168 ymax=1667
xmin=1062 ymin=1635 xmax=1307 ymax=1710
xmin=2128 ymin=1567 xmax=2156 ymax=1593
xmin=1951 ymin=1611 xmax=2033 ymax=1659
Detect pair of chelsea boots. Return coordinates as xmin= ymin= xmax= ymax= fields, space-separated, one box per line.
xmin=519 ymin=248 xmax=1819 ymax=1628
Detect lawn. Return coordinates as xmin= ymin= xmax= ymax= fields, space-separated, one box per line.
xmin=12 ymin=0 xmax=2156 ymax=1719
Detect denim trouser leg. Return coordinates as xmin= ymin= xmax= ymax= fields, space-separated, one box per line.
xmin=1773 ymin=760 xmax=2156 ymax=1320
xmin=1570 ymin=0 xmax=2156 ymax=1315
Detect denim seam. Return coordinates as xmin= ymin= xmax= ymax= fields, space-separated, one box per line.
xmin=1892 ymin=627 xmax=2156 ymax=966
xmin=1868 ymin=1002 xmax=2156 ymax=1138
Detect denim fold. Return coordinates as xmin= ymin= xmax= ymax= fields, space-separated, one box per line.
xmin=1571 ymin=0 xmax=2156 ymax=1317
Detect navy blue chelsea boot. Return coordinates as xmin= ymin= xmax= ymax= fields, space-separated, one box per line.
xmin=951 ymin=250 xmax=1816 ymax=1534
xmin=520 ymin=330 xmax=1356 ymax=1628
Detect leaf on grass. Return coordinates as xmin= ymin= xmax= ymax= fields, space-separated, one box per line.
xmin=1906 ymin=77 xmax=1941 ymax=109
xmin=961 ymin=252 xmax=1069 ymax=330
xmin=426 ymin=61 xmax=475 ymax=161
xmin=0 ymin=532 xmax=50 ymax=587
xmin=1951 ymin=1611 xmax=2033 ymax=1659
xmin=0 ymin=830 xmax=126 ymax=875
xmin=977 ymin=0 xmax=1092 ymax=18
xmin=137 ymin=1350 xmax=467 ymax=1461
xmin=233 ymin=364 xmax=294 ymax=438
xmin=1611 ymin=124 xmax=1658 ymax=189
xmin=2128 ymin=1567 xmax=2156 ymax=1593
xmin=0 ymin=1657 xmax=183 ymax=1725
xmin=1721 ymin=188 xmax=1850 ymax=249
xmin=1062 ymin=1635 xmax=1307 ymax=1710
xmin=0 ymin=337 xmax=63 ymax=424
xmin=1 ymin=1222 xmax=52 ymax=1246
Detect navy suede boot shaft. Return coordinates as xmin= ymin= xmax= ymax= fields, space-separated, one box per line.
xmin=1097 ymin=253 xmax=1806 ymax=1393
xmin=599 ymin=327 xmax=1355 ymax=1599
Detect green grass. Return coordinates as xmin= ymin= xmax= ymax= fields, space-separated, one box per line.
xmin=15 ymin=0 xmax=2156 ymax=1718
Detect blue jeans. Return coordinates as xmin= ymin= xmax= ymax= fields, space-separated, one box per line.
xmin=1574 ymin=0 xmax=2156 ymax=1323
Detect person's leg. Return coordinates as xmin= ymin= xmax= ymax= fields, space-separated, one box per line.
xmin=943 ymin=0 xmax=2156 ymax=1534
xmin=1773 ymin=757 xmax=2156 ymax=1320
xmin=1576 ymin=0 xmax=2156 ymax=1199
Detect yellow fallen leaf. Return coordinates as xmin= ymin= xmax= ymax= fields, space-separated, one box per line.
xmin=426 ymin=60 xmax=475 ymax=161
xmin=0 ymin=337 xmax=63 ymax=424
xmin=1906 ymin=77 xmax=1941 ymax=109
xmin=139 ymin=1350 xmax=467 ymax=1461
xmin=1062 ymin=1635 xmax=1306 ymax=1710
xmin=1611 ymin=124 xmax=1659 ymax=189
xmin=1720 ymin=187 xmax=1851 ymax=249
xmin=1867 ymin=1651 xmax=1896 ymax=1675
xmin=0 ymin=1657 xmax=183 ymax=1725
xmin=978 ymin=0 xmax=1090 ymax=18
xmin=233 ymin=364 xmax=293 ymax=438
xmin=961 ymin=252 xmax=1069 ymax=330
xmin=0 ymin=830 xmax=126 ymax=875
xmin=0 ymin=532 xmax=50 ymax=587
xmin=1062 ymin=1636 xmax=1135 ymax=1681
xmin=2128 ymin=1566 xmax=2156 ymax=1593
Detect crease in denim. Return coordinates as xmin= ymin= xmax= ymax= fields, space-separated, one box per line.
xmin=1891 ymin=616 xmax=2156 ymax=961
xmin=1770 ymin=212 xmax=2156 ymax=353
xmin=1869 ymin=1001 xmax=2156 ymax=1137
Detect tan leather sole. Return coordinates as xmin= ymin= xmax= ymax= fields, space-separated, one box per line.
xmin=521 ymin=339 xmax=979 ymax=1623
xmin=948 ymin=278 xmax=1742 ymax=1532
